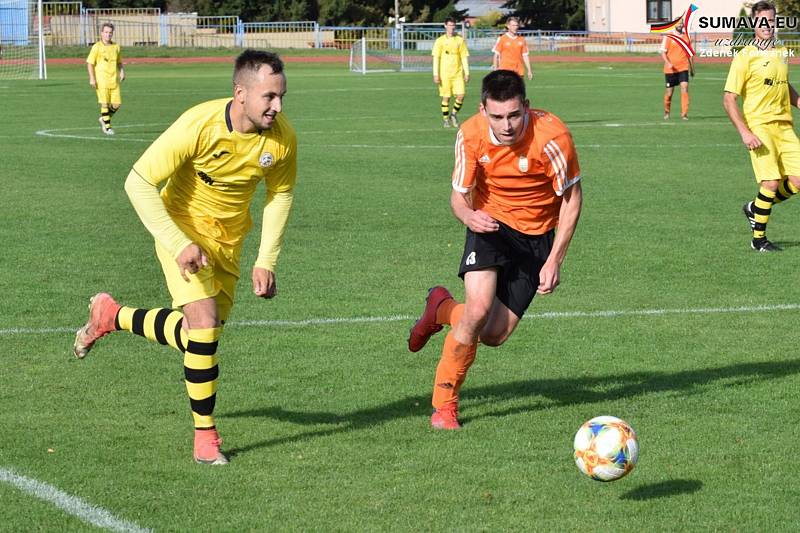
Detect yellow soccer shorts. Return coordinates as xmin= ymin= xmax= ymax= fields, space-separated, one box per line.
xmin=155 ymin=238 xmax=240 ymax=323
xmin=438 ymin=75 xmax=466 ymax=98
xmin=749 ymin=121 xmax=800 ymax=182
xmin=96 ymin=86 xmax=122 ymax=105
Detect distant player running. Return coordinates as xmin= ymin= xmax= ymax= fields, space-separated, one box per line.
xmin=73 ymin=50 xmax=297 ymax=464
xmin=724 ymin=1 xmax=800 ymax=252
xmin=408 ymin=70 xmax=583 ymax=429
xmin=432 ymin=17 xmax=470 ymax=128
xmin=86 ymin=23 xmax=125 ymax=135
xmin=492 ymin=17 xmax=532 ymax=80
xmin=660 ymin=19 xmax=693 ymax=120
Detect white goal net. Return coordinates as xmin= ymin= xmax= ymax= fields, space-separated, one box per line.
xmin=0 ymin=0 xmax=46 ymax=79
xmin=350 ymin=22 xmax=493 ymax=74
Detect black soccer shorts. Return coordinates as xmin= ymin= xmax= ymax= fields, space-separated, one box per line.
xmin=458 ymin=222 xmax=555 ymax=318
xmin=665 ymin=70 xmax=690 ymax=88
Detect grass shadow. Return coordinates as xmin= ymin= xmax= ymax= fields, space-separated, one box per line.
xmin=620 ymin=479 xmax=702 ymax=500
xmin=225 ymin=358 xmax=800 ymax=456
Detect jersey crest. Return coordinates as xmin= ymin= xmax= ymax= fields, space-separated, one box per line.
xmin=259 ymin=152 xmax=274 ymax=168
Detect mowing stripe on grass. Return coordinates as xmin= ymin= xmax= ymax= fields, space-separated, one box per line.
xmin=2 ymin=303 xmax=800 ymax=337
xmin=0 ymin=467 xmax=151 ymax=533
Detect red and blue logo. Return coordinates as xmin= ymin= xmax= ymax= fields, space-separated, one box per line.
xmin=650 ymin=4 xmax=698 ymax=57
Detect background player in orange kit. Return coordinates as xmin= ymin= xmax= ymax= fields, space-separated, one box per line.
xmin=660 ymin=20 xmax=693 ymax=120
xmin=407 ymin=70 xmax=583 ymax=429
xmin=492 ymin=17 xmax=532 ymax=80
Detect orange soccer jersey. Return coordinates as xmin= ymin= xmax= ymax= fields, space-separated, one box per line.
xmin=451 ymin=108 xmax=581 ymax=235
xmin=493 ymin=33 xmax=529 ymax=76
xmin=662 ymin=34 xmax=691 ymax=73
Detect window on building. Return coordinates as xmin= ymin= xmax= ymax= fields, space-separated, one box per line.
xmin=647 ymin=0 xmax=672 ymax=23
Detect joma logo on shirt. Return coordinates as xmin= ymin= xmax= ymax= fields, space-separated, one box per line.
xmin=198 ymin=171 xmax=215 ymax=185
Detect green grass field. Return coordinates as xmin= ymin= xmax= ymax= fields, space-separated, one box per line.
xmin=4 ymin=58 xmax=800 ymax=531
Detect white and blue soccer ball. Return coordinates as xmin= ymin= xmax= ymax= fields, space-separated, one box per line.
xmin=573 ymin=415 xmax=638 ymax=481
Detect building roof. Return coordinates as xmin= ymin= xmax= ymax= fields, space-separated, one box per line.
xmin=455 ymin=0 xmax=512 ymax=18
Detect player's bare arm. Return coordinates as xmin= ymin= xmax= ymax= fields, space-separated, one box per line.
xmin=723 ymin=91 xmax=762 ymax=150
xmin=789 ymin=83 xmax=800 ymax=108
xmin=118 ymin=63 xmax=125 ymax=83
xmin=87 ymin=63 xmax=96 ymax=88
xmin=538 ymin=181 xmax=582 ymax=295
xmin=450 ymin=188 xmax=499 ymax=233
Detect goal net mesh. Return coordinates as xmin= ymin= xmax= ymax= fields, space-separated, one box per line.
xmin=350 ymin=23 xmax=493 ymax=74
xmin=0 ymin=0 xmax=44 ymax=79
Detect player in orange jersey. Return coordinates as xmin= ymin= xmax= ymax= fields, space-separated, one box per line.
xmin=407 ymin=70 xmax=583 ymax=429
xmin=660 ymin=20 xmax=693 ymax=120
xmin=492 ymin=17 xmax=532 ymax=80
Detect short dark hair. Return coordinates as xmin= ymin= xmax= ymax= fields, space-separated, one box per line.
xmin=233 ymin=49 xmax=284 ymax=85
xmin=101 ymin=22 xmax=114 ymax=31
xmin=444 ymin=17 xmax=456 ymax=25
xmin=481 ymin=69 xmax=526 ymax=105
xmin=751 ymin=1 xmax=776 ymax=16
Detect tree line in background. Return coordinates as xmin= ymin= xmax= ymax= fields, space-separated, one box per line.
xmin=77 ymin=0 xmax=587 ymax=30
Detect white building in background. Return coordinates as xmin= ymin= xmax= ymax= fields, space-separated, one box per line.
xmin=585 ymin=0 xmax=747 ymax=33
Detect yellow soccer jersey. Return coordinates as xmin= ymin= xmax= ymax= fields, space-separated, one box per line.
xmin=132 ymin=98 xmax=297 ymax=248
xmin=724 ymin=45 xmax=793 ymax=128
xmin=432 ymin=34 xmax=469 ymax=79
xmin=86 ymin=41 xmax=121 ymax=88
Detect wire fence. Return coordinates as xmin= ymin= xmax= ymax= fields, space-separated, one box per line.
xmin=15 ymin=2 xmax=791 ymax=57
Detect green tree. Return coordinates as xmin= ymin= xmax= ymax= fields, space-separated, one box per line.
xmin=473 ymin=10 xmax=504 ymax=29
xmin=503 ymin=0 xmax=585 ymax=30
xmin=776 ymin=0 xmax=800 ymax=18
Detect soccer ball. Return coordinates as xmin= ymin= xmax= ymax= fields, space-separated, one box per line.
xmin=573 ymin=415 xmax=638 ymax=481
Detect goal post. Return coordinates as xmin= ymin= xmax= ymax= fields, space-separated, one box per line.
xmin=0 ymin=0 xmax=46 ymax=79
xmin=349 ymin=22 xmax=494 ymax=74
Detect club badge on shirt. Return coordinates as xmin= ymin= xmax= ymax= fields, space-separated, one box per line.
xmin=518 ymin=156 xmax=529 ymax=172
xmin=259 ymin=152 xmax=274 ymax=168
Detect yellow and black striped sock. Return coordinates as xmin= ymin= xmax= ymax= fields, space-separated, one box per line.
xmin=752 ymin=186 xmax=777 ymax=240
xmin=773 ymin=177 xmax=799 ymax=204
xmin=453 ymin=99 xmax=463 ymax=114
xmin=441 ymin=102 xmax=449 ymax=120
xmin=108 ymin=105 xmax=117 ymax=116
xmin=116 ymin=307 xmax=187 ymax=352
xmin=100 ymin=106 xmax=111 ymax=128
xmin=184 ymin=327 xmax=221 ymax=429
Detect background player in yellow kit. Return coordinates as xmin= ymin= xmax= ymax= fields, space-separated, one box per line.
xmin=73 ymin=49 xmax=297 ymax=465
xmin=432 ymin=17 xmax=470 ymax=128
xmin=724 ymin=1 xmax=800 ymax=252
xmin=86 ymin=23 xmax=125 ymax=135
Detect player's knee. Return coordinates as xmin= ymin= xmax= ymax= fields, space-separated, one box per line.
xmin=761 ymin=179 xmax=780 ymax=192
xmin=459 ymin=308 xmax=490 ymax=337
xmin=480 ymin=332 xmax=508 ymax=347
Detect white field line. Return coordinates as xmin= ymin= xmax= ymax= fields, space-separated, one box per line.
xmin=3 ymin=303 xmax=800 ymax=337
xmin=0 ymin=467 xmax=152 ymax=533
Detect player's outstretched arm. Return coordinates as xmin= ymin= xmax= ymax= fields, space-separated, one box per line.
xmin=538 ymin=181 xmax=582 ymax=295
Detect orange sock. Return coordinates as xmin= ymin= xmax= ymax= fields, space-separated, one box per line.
xmin=436 ymin=298 xmax=463 ymax=326
xmin=664 ymin=93 xmax=671 ymax=114
xmin=681 ymin=92 xmax=689 ymax=116
xmin=432 ymin=331 xmax=477 ymax=408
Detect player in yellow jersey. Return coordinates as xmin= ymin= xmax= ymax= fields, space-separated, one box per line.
xmin=723 ymin=1 xmax=800 ymax=252
xmin=73 ymin=50 xmax=297 ymax=465
xmin=86 ymin=23 xmax=125 ymax=136
xmin=432 ymin=17 xmax=469 ymax=128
